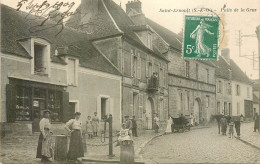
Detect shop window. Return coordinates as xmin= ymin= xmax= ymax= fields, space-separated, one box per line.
xmin=15 ymin=86 xmax=31 ymax=121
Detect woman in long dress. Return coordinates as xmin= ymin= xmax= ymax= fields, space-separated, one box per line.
xmin=190 ymin=19 xmax=214 ymax=57
xmin=65 ymin=112 xmax=84 ymax=161
xmin=165 ymin=116 xmax=173 ymax=134
xmin=36 ymin=110 xmax=53 ymax=162
xmin=92 ymin=112 xmax=99 ymax=137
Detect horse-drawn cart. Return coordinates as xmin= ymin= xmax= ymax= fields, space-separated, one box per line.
xmin=172 ymin=117 xmax=190 ymax=132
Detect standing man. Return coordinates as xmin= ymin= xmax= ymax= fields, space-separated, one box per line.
xmin=92 ymin=112 xmax=99 ymax=137
xmin=254 ymin=113 xmax=259 ymax=132
xmin=154 ymin=114 xmax=160 ymax=133
xmin=234 ymin=118 xmax=241 ymax=138
xmin=36 ymin=110 xmax=53 ymax=162
xmin=124 ymin=116 xmax=132 ymax=137
xmin=132 ymin=116 xmax=138 ymax=137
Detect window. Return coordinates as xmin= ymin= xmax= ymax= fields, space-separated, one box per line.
xmin=186 ymin=93 xmax=189 ymax=111
xmin=247 ymin=87 xmax=250 ymax=98
xmin=68 ymin=58 xmax=77 ymax=86
xmin=159 ymin=68 xmax=163 ymax=87
xmin=218 ymin=81 xmax=222 ymax=93
xmin=133 ymin=56 xmax=138 ymax=78
xmin=147 ymin=32 xmax=152 ymax=49
xmin=34 ymin=43 xmax=49 ymax=75
xmin=217 ymin=101 xmax=220 ymax=114
xmin=236 ymin=85 xmax=240 ymax=96
xmin=141 ymin=59 xmax=146 ymax=82
xmin=237 ymin=102 xmax=240 ymax=115
xmin=206 ymin=69 xmax=209 ymax=83
xmin=185 ymin=61 xmax=189 ymax=77
xmin=133 ymin=93 xmax=138 ymax=116
xmin=196 ymin=63 xmax=199 ymax=80
xmin=206 ymin=96 xmax=210 ymax=108
xmin=227 ymin=83 xmax=231 ymax=95
xmin=101 ymin=98 xmax=108 ymax=119
xmin=148 ymin=62 xmax=153 ymax=77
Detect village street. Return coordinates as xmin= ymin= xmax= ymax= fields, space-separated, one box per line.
xmin=0 ymin=122 xmax=259 ymax=163
xmin=141 ymin=122 xmax=260 ymax=164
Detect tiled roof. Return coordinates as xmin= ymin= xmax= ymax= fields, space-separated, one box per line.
xmin=66 ymin=0 xmax=168 ymax=62
xmin=1 ymin=4 xmax=121 ymax=76
xmin=145 ymin=18 xmax=182 ymax=51
xmin=230 ymin=59 xmax=252 ymax=84
xmin=216 ymin=56 xmax=231 ymax=80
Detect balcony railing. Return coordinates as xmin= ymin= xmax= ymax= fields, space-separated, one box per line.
xmin=148 ymin=74 xmax=159 ymax=92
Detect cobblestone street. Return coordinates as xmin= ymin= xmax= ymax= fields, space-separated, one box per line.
xmin=142 ymin=122 xmax=260 ymax=163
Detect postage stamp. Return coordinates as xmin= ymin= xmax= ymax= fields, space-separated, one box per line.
xmin=183 ymin=15 xmax=220 ymax=60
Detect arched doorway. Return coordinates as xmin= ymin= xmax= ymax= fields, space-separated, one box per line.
xmin=146 ymin=98 xmax=154 ymax=130
xmin=194 ymin=98 xmax=202 ymax=124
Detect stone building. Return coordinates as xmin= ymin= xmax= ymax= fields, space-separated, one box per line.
xmin=0 ymin=4 xmax=122 ymax=135
xmin=144 ymin=14 xmax=216 ymax=124
xmin=215 ymin=49 xmax=232 ymax=115
xmin=66 ymin=0 xmax=169 ymax=131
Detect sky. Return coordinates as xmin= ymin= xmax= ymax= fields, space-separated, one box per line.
xmin=1 ymin=0 xmax=260 ymax=79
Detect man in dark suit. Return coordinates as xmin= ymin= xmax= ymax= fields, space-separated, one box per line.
xmin=131 ymin=116 xmax=138 ymax=137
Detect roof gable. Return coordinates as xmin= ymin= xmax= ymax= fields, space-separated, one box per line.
xmin=230 ymin=59 xmax=252 ymax=84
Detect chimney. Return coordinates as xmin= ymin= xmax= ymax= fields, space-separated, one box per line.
xmin=80 ymin=0 xmax=99 ymax=25
xmin=221 ymin=48 xmax=230 ymax=64
xmin=126 ymin=0 xmax=142 ymax=14
xmin=49 ymin=10 xmax=63 ymax=24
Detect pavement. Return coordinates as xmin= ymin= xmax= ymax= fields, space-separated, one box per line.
xmin=0 ymin=123 xmax=258 ymax=163
xmin=141 ymin=122 xmax=260 ymax=163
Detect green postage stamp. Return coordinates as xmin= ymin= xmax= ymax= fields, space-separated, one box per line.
xmin=183 ymin=15 xmax=220 ymax=60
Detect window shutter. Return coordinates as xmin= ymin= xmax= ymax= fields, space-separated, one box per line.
xmin=146 ymin=61 xmax=149 ymax=78
xmin=139 ymin=94 xmax=143 ymax=119
xmin=137 ymin=55 xmax=141 ymax=79
xmin=6 ymin=84 xmax=16 ymax=122
xmin=130 ymin=50 xmax=134 ymax=77
xmin=62 ymin=91 xmax=70 ymax=123
xmin=129 ymin=91 xmax=133 ymax=116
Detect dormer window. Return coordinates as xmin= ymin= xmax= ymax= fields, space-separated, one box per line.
xmin=31 ymin=38 xmax=51 ymax=77
xmin=147 ymin=32 xmax=152 ymax=49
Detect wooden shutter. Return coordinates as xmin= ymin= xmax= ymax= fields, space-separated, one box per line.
xmin=6 ymin=84 xmax=16 ymax=122
xmin=139 ymin=94 xmax=143 ymax=119
xmin=137 ymin=54 xmax=141 ymax=79
xmin=62 ymin=91 xmax=70 ymax=123
xmin=129 ymin=91 xmax=133 ymax=116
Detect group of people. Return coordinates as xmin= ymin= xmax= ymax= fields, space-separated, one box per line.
xmin=85 ymin=112 xmax=100 ymax=139
xmin=220 ymin=115 xmax=239 ymax=138
xmin=36 ymin=111 xmax=101 ymax=162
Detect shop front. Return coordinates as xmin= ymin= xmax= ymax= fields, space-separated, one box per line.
xmin=6 ymin=78 xmax=70 ymax=133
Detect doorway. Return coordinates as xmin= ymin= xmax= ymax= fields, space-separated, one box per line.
xmin=194 ymin=98 xmax=201 ymax=124
xmin=146 ymin=98 xmax=154 ymax=130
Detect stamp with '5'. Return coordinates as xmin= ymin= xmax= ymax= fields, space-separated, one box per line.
xmin=183 ymin=15 xmax=220 ymax=60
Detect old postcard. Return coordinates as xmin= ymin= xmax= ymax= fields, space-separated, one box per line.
xmin=0 ymin=0 xmax=259 ymax=163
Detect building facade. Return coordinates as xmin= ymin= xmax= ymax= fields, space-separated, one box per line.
xmin=66 ymin=0 xmax=169 ymax=131
xmin=216 ymin=49 xmax=232 ymax=115
xmin=1 ymin=4 xmax=122 ymax=135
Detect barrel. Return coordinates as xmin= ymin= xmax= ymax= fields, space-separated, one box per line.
xmin=54 ymin=135 xmax=68 ymax=161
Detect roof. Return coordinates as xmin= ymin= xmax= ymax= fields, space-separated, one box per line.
xmin=66 ymin=0 xmax=168 ymax=62
xmin=230 ymin=59 xmax=252 ymax=84
xmin=1 ymin=4 xmax=121 ymax=76
xmin=215 ymin=55 xmax=231 ymax=80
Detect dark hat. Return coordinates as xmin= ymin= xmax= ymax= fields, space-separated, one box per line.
xmin=74 ymin=112 xmax=81 ymax=115
xmin=43 ymin=110 xmax=51 ymax=114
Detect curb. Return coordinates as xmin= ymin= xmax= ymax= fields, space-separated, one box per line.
xmin=235 ymin=136 xmax=260 ymax=151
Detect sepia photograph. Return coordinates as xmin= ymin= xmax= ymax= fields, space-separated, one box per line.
xmin=0 ymin=0 xmax=259 ymax=163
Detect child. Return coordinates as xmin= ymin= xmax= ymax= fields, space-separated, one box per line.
xmin=228 ymin=120 xmax=234 ymax=139
xmin=116 ymin=123 xmax=132 ymax=146
xmin=86 ymin=116 xmax=93 ymax=139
